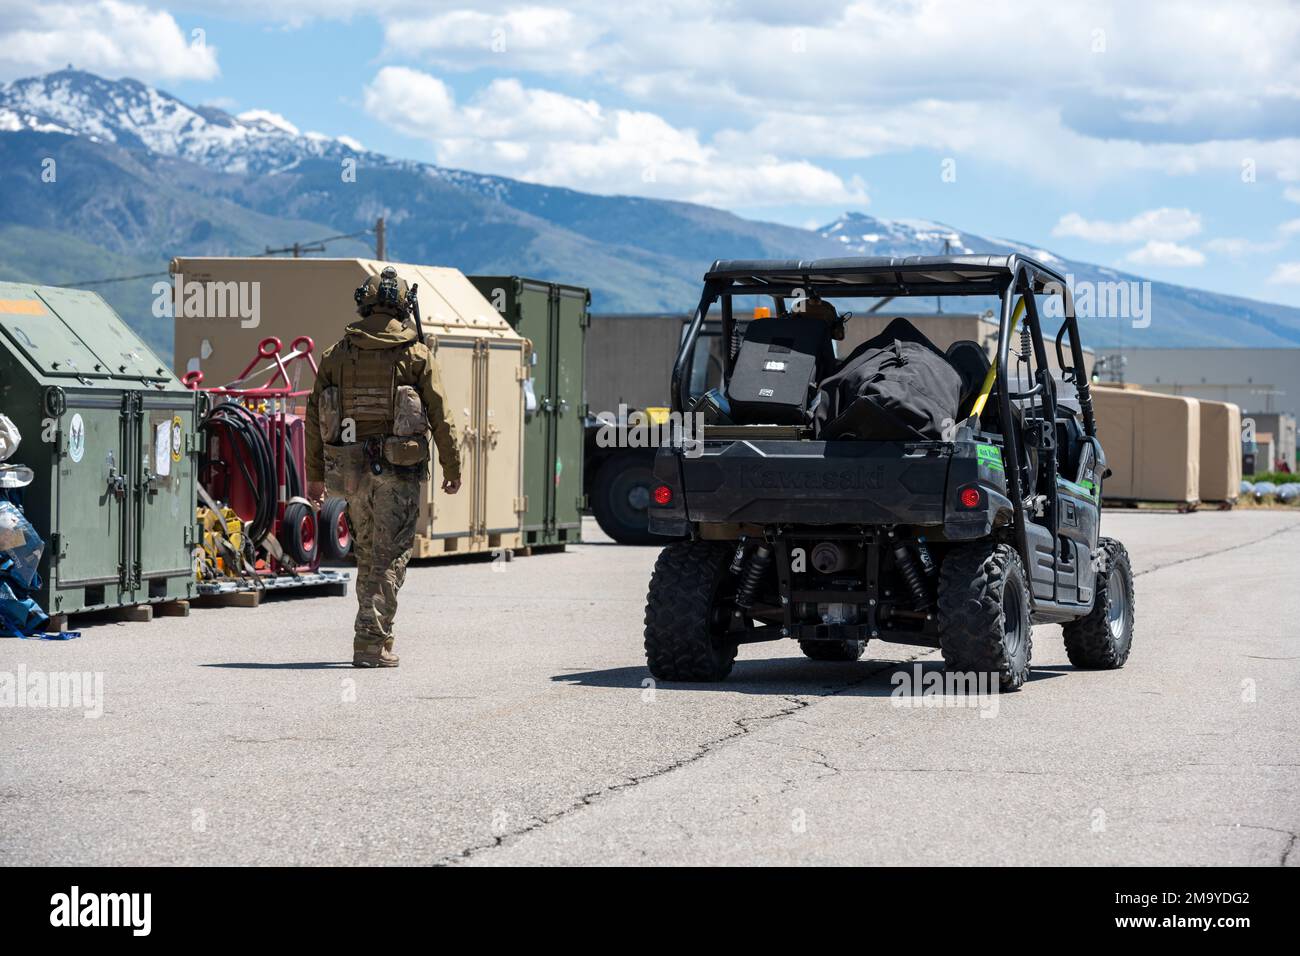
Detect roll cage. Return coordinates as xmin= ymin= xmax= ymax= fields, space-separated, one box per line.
xmin=669 ymin=254 xmax=1099 ymax=582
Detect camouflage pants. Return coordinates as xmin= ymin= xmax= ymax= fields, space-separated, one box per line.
xmin=347 ymin=469 xmax=421 ymax=651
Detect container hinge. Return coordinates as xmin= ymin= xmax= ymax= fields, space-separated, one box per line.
xmin=515 ymin=364 xmax=529 ymax=381
xmin=50 ymin=533 xmax=65 ymax=563
xmin=514 ymin=495 xmax=528 ymax=513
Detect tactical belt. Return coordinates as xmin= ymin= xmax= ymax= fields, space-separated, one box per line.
xmin=360 ymin=436 xmax=424 ymax=478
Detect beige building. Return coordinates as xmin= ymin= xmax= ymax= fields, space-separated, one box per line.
xmin=1097 ymin=348 xmax=1300 ymax=416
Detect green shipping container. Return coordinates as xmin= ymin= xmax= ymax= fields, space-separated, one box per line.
xmin=470 ymin=276 xmax=588 ymax=549
xmin=0 ymin=283 xmax=198 ymax=618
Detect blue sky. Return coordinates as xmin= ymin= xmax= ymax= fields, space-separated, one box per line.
xmin=4 ymin=0 xmax=1300 ymax=306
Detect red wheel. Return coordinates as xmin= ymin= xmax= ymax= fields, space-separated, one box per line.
xmin=282 ymin=501 xmax=318 ymax=565
xmin=319 ymin=496 xmax=353 ymax=560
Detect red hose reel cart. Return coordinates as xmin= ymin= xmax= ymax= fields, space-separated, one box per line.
xmin=185 ymin=337 xmax=353 ymax=588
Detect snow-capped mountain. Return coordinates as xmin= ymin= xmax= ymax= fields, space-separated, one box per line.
xmin=0 ymin=69 xmax=368 ymax=175
xmin=820 ymin=211 xmax=1062 ymax=264
xmin=3 ymin=69 xmax=1300 ymax=353
xmin=814 ymin=210 xmax=1300 ymax=350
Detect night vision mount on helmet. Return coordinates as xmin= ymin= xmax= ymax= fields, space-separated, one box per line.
xmin=355 ymin=266 xmax=412 ymax=319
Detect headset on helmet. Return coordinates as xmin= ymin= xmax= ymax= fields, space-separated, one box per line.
xmin=354 ymin=266 xmax=411 ymax=318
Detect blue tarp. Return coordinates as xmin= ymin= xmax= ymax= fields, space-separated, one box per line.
xmin=0 ymin=497 xmax=48 ymax=636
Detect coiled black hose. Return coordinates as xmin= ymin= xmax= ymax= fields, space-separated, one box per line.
xmin=199 ymin=401 xmax=277 ymax=543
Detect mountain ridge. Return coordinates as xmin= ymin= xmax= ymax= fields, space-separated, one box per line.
xmin=3 ymin=69 xmax=1299 ymax=355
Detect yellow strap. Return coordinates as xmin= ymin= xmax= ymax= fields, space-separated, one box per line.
xmin=970 ymin=297 xmax=1026 ymax=420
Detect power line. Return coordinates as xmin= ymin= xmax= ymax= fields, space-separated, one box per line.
xmin=63 ymin=270 xmax=170 ymax=288
xmin=63 ymin=221 xmax=383 ymax=287
xmin=252 ymin=231 xmax=377 ymax=257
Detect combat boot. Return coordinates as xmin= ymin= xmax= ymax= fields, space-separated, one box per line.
xmin=353 ymin=645 xmax=400 ymax=668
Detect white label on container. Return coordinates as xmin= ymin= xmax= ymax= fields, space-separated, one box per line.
xmin=155 ymin=422 xmax=172 ymax=477
xmin=68 ymin=414 xmax=85 ymax=463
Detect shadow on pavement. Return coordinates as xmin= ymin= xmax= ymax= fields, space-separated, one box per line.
xmin=200 ymin=661 xmax=354 ymax=669
xmin=554 ymin=657 xmax=1067 ymax=697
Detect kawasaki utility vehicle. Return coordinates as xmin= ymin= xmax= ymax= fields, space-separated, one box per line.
xmin=643 ymin=256 xmax=1134 ymax=690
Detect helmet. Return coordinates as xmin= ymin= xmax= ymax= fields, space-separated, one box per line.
xmin=793 ymin=295 xmax=846 ymax=340
xmin=354 ymin=266 xmax=411 ymax=318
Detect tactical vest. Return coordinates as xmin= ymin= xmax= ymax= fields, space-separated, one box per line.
xmin=339 ymin=339 xmax=404 ymax=431
xmin=326 ymin=338 xmax=429 ymax=471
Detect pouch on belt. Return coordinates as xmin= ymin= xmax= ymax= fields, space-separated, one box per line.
xmin=383 ymin=433 xmax=429 ymax=468
xmin=323 ymin=442 xmax=365 ymax=496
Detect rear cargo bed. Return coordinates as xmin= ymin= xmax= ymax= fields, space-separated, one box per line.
xmin=678 ymin=438 xmax=953 ymax=525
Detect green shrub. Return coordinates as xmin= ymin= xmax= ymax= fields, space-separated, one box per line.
xmin=1243 ymin=470 xmax=1298 ymax=484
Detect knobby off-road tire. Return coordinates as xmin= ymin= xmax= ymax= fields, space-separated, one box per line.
xmin=1062 ymin=537 xmax=1135 ymax=669
xmin=937 ymin=542 xmax=1033 ymax=691
xmin=643 ymin=540 xmax=740 ymax=681
xmin=799 ymin=639 xmax=866 ymax=661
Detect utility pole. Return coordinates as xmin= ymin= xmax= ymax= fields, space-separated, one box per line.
xmin=375 ymin=216 xmax=386 ymax=261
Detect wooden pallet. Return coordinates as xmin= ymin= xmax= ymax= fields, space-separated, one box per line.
xmin=45 ymin=598 xmax=190 ymax=633
xmin=193 ymin=570 xmax=351 ymax=607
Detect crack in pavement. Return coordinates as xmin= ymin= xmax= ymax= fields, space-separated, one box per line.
xmin=438 ymin=520 xmax=1296 ymax=865
xmin=1214 ymin=823 xmax=1299 ymax=866
xmin=1131 ymin=520 xmax=1300 ymax=578
xmin=434 ymin=649 xmax=935 ymax=865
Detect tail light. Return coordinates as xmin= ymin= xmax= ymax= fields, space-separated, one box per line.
xmin=959 ymin=486 xmax=982 ymax=509
xmin=653 ymin=484 xmax=674 ymax=506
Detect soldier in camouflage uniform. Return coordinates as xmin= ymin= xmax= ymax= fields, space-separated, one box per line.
xmin=306 ymin=266 xmax=461 ymax=668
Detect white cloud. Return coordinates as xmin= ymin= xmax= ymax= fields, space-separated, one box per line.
xmin=201 ymin=96 xmax=238 ymax=112
xmin=1268 ymin=262 xmax=1300 ymax=284
xmin=237 ymin=109 xmax=299 ymax=136
xmin=1053 ymin=208 xmax=1203 ymax=243
xmin=1279 ymin=218 xmax=1300 ymax=236
xmin=1125 ymin=240 xmax=1206 ymax=267
xmin=1204 ymin=237 xmax=1282 ymax=257
xmin=0 ymin=1 xmax=219 ymax=82
xmin=1286 ymin=186 xmax=1300 ymax=203
xmin=90 ymin=0 xmax=1300 ymax=187
xmin=383 ymin=6 xmax=602 ymax=74
xmin=362 ymin=66 xmax=868 ymax=207
xmin=356 ymin=1 xmax=1300 ymax=188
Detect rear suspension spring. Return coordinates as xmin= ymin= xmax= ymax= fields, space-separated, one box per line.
xmin=735 ymin=544 xmax=773 ymax=609
xmin=890 ymin=534 xmax=930 ymax=608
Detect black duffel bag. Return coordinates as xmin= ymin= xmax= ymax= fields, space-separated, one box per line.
xmin=813 ymin=317 xmax=963 ymax=441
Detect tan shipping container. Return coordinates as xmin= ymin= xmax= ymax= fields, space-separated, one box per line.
xmin=1093 ymin=384 xmax=1200 ymax=506
xmin=171 ymin=257 xmax=527 ymax=559
xmin=1196 ymin=399 xmax=1242 ymax=505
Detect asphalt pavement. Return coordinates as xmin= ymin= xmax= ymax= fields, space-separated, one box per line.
xmin=2 ymin=510 xmax=1297 ymax=866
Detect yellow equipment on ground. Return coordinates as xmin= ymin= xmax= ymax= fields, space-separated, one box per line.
xmin=197 ymin=505 xmax=245 ymax=579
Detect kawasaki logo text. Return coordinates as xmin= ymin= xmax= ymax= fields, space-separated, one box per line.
xmin=739 ymin=466 xmax=885 ymax=491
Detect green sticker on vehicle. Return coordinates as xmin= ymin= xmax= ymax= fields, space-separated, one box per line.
xmin=1058 ymin=476 xmax=1098 ymax=500
xmin=976 ymin=443 xmax=1003 ymax=470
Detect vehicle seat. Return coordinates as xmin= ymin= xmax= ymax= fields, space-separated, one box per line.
xmin=945 ymin=340 xmax=991 ymax=420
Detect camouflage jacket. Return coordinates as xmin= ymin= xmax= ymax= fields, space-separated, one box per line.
xmin=305 ymin=315 xmax=461 ymax=482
